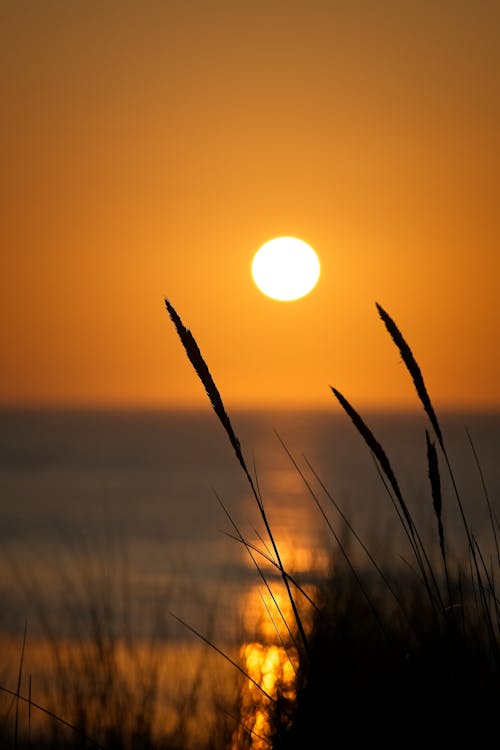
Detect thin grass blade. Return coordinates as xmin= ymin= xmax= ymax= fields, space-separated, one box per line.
xmin=330 ymin=387 xmax=414 ymax=533
xmin=165 ymin=298 xmax=310 ymax=658
xmin=165 ymin=298 xmax=248 ymax=476
xmin=425 ymin=429 xmax=446 ymax=566
xmin=0 ymin=684 xmax=104 ymax=749
xmin=14 ymin=620 xmax=27 ymax=750
xmin=466 ymin=427 xmax=500 ymax=567
xmin=169 ymin=611 xmax=277 ymax=705
xmin=376 ymin=303 xmax=443 ymax=450
xmin=28 ymin=675 xmax=32 ymax=741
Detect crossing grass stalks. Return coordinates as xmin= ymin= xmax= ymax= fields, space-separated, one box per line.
xmin=1 ymin=300 xmax=498 ymax=748
xmin=165 ymin=299 xmax=500 ymax=749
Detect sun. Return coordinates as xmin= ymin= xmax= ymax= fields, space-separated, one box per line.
xmin=251 ymin=237 xmax=320 ymax=301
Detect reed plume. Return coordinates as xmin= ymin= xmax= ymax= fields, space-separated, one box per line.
xmin=376 ymin=303 xmax=443 ymax=450
xmin=330 ymin=387 xmax=413 ymax=534
xmin=164 ymin=298 xmax=247 ymax=476
xmin=165 ymin=298 xmax=310 ymax=658
xmin=425 ymin=429 xmax=446 ymax=567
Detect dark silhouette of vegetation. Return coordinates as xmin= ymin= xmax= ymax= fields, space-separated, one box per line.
xmin=165 ymin=298 xmax=500 ymax=749
xmin=1 ymin=300 xmax=499 ymax=749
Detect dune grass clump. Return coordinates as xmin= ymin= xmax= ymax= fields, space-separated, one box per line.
xmin=165 ymin=299 xmax=500 ymax=749
xmin=1 ymin=300 xmax=498 ymax=748
xmin=0 ymin=554 xmax=240 ymax=750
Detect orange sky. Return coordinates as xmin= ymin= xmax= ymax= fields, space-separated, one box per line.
xmin=1 ymin=1 xmax=499 ymax=411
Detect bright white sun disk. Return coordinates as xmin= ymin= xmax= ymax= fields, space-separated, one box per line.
xmin=252 ymin=237 xmax=320 ymax=301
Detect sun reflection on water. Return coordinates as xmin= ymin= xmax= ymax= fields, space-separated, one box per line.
xmin=231 ymin=455 xmax=332 ymax=748
xmin=234 ymin=641 xmax=297 ymax=749
xmin=233 ymin=577 xmax=320 ymax=749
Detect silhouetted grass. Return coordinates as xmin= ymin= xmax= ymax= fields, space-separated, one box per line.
xmin=165 ymin=299 xmax=310 ymax=661
xmin=164 ymin=299 xmax=500 ymax=749
xmin=2 ymin=300 xmax=498 ymax=748
xmin=0 ymin=553 xmax=241 ymax=750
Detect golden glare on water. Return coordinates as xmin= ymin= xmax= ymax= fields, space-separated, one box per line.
xmin=234 ymin=583 xmax=317 ymax=748
xmin=251 ymin=237 xmax=321 ymax=301
xmin=234 ymin=641 xmax=297 ymax=749
xmin=230 ymin=460 xmax=331 ymax=746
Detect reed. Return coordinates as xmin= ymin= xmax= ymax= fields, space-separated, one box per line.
xmin=330 ymin=387 xmax=417 ymax=545
xmin=376 ymin=302 xmax=443 ymax=448
xmin=2 ymin=300 xmax=498 ymax=749
xmin=164 ymin=298 xmax=500 ymax=749
xmin=0 ymin=550 xmax=240 ymax=749
xmin=165 ymin=298 xmax=310 ymax=661
xmin=272 ymin=305 xmax=500 ymax=748
xmin=425 ymin=429 xmax=446 ymax=568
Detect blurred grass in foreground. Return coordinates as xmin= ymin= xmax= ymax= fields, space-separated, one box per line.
xmin=1 ymin=301 xmax=499 ymax=748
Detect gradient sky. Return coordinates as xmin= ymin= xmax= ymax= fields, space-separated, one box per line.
xmin=1 ymin=0 xmax=498 ymax=410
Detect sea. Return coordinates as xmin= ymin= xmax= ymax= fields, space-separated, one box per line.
xmin=1 ymin=406 xmax=499 ymax=742
xmin=1 ymin=407 xmax=499 ymax=640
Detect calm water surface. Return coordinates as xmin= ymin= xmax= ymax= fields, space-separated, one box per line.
xmin=1 ymin=407 xmax=499 ymax=745
xmin=1 ymin=407 xmax=499 ymax=640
